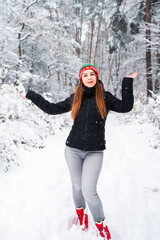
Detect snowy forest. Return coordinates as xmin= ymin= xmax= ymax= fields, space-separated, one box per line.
xmin=0 ymin=0 xmax=160 ymax=240
xmin=1 ymin=0 xmax=160 ymax=95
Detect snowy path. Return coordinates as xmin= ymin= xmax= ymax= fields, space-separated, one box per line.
xmin=0 ymin=113 xmax=160 ymax=240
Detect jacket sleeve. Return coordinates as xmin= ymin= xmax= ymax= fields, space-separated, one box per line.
xmin=26 ymin=91 xmax=73 ymax=115
xmin=104 ymin=77 xmax=134 ymax=113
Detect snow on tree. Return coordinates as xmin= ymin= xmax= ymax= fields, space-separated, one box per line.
xmin=0 ymin=82 xmax=72 ymax=172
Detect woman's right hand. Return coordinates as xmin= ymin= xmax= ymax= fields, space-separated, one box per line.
xmin=20 ymin=93 xmax=26 ymax=99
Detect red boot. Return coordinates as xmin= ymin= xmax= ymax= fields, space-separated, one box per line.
xmin=76 ymin=207 xmax=88 ymax=231
xmin=95 ymin=220 xmax=111 ymax=239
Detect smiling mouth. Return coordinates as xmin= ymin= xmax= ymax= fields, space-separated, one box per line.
xmin=88 ymin=81 xmax=93 ymax=84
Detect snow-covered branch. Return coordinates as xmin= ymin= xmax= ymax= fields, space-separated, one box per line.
xmin=25 ymin=0 xmax=39 ymax=12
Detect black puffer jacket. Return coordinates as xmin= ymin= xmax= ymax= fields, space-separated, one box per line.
xmin=26 ymin=77 xmax=134 ymax=151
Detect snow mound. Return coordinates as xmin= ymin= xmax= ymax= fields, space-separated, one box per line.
xmin=0 ymin=83 xmax=72 ymax=172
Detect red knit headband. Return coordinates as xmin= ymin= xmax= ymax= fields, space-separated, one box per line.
xmin=79 ymin=66 xmax=99 ymax=82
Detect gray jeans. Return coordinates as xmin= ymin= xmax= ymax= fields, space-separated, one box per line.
xmin=65 ymin=145 xmax=105 ymax=222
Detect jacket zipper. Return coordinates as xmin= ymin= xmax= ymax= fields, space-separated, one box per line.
xmin=83 ymin=99 xmax=90 ymax=151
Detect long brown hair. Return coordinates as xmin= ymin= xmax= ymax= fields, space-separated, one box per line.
xmin=71 ymin=79 xmax=106 ymax=121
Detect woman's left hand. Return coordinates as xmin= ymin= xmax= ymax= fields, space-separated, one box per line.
xmin=127 ymin=72 xmax=138 ymax=79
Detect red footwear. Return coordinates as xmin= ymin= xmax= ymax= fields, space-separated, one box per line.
xmin=76 ymin=207 xmax=88 ymax=231
xmin=95 ymin=220 xmax=111 ymax=239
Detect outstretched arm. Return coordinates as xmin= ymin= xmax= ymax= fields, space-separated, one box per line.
xmin=105 ymin=72 xmax=138 ymax=113
xmin=21 ymin=91 xmax=73 ymax=115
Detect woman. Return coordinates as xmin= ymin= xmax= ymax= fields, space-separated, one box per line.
xmin=21 ymin=63 xmax=137 ymax=240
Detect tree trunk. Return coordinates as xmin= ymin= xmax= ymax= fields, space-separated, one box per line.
xmin=75 ymin=0 xmax=82 ymax=57
xmin=16 ymin=22 xmax=25 ymax=85
xmin=155 ymin=30 xmax=160 ymax=93
xmin=145 ymin=0 xmax=152 ymax=97
xmin=88 ymin=19 xmax=95 ymax=63
xmin=94 ymin=12 xmax=102 ymax=65
xmin=57 ymin=72 xmax=60 ymax=82
xmin=107 ymin=53 xmax=115 ymax=87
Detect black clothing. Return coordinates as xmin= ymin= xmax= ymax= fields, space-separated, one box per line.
xmin=26 ymin=77 xmax=134 ymax=151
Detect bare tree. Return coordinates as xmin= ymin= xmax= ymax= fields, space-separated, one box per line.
xmin=94 ymin=11 xmax=102 ymax=65
xmin=88 ymin=19 xmax=95 ymax=62
xmin=75 ymin=0 xmax=83 ymax=57
xmin=155 ymin=29 xmax=160 ymax=93
xmin=145 ymin=0 xmax=153 ymax=97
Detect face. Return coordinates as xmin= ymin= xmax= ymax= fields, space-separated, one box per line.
xmin=81 ymin=70 xmax=97 ymax=88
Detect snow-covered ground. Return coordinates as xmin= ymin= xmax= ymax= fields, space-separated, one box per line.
xmin=0 ymin=112 xmax=160 ymax=240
